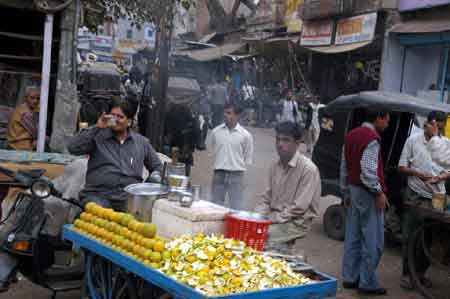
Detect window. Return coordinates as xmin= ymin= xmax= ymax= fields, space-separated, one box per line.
xmin=126 ymin=29 xmax=133 ymax=39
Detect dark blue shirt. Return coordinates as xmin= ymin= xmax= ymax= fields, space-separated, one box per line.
xmin=68 ymin=127 xmax=162 ymax=202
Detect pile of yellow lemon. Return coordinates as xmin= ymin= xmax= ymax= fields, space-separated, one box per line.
xmin=160 ymin=234 xmax=312 ymax=296
xmin=73 ymin=203 xmax=313 ymax=296
xmin=73 ymin=202 xmax=168 ymax=269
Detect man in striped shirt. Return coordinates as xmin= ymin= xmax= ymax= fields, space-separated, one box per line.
xmin=340 ymin=107 xmax=390 ymax=296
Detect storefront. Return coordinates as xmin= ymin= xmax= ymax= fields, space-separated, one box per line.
xmin=300 ymin=11 xmax=385 ymax=103
xmin=380 ymin=2 xmax=450 ymax=103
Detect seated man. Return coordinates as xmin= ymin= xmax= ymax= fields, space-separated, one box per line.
xmin=68 ymin=98 xmax=162 ymax=211
xmin=256 ymin=121 xmax=321 ymax=254
xmin=398 ymin=119 xmax=450 ymax=289
xmin=7 ymin=87 xmax=40 ymax=150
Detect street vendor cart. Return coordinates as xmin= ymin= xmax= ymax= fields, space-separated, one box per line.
xmin=403 ymin=200 xmax=450 ymax=299
xmin=62 ymin=198 xmax=338 ymax=299
xmin=63 ymin=225 xmax=337 ymax=299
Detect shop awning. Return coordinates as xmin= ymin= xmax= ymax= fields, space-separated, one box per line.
xmin=265 ymin=36 xmax=300 ymax=44
xmin=390 ymin=14 xmax=450 ymax=34
xmin=175 ymin=43 xmax=246 ymax=62
xmin=304 ymin=41 xmax=371 ymax=54
xmin=226 ymin=54 xmax=258 ymax=61
xmin=199 ymin=32 xmax=217 ymax=43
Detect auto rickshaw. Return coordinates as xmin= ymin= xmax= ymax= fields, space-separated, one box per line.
xmin=313 ymin=91 xmax=450 ymax=242
xmin=77 ymin=62 xmax=122 ymax=126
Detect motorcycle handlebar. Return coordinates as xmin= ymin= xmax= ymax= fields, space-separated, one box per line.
xmin=0 ymin=165 xmax=16 ymax=179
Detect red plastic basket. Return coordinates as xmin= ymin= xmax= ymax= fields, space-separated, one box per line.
xmin=224 ymin=214 xmax=271 ymax=251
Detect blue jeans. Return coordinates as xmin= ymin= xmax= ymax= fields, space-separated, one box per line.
xmin=342 ymin=185 xmax=384 ymax=290
xmin=211 ymin=170 xmax=244 ymax=210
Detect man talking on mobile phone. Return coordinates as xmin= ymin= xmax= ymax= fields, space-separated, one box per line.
xmin=68 ymin=98 xmax=162 ymax=211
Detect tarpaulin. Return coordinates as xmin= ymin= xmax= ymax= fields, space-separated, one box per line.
xmin=167 ymin=76 xmax=201 ymax=106
xmin=175 ymin=43 xmax=245 ymax=61
xmin=304 ymin=41 xmax=372 ymax=54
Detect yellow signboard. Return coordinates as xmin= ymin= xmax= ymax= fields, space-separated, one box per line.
xmin=285 ymin=0 xmax=303 ymax=32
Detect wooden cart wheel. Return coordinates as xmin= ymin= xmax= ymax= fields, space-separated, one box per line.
xmin=408 ymin=226 xmax=433 ymax=299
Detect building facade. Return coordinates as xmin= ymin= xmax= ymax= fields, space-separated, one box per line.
xmin=379 ymin=1 xmax=450 ymax=103
xmin=297 ymin=0 xmax=397 ymax=102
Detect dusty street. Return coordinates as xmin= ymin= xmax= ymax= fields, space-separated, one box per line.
xmin=2 ymin=126 xmax=449 ymax=299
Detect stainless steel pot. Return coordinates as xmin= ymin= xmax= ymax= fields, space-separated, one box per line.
xmin=125 ymin=183 xmax=169 ymax=222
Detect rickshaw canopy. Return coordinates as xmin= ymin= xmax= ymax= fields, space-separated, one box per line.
xmin=324 ymin=91 xmax=450 ymax=116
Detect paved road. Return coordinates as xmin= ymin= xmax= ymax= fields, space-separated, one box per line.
xmin=3 ymin=127 xmax=448 ymax=299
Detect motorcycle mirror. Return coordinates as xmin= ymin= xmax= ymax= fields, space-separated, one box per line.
xmin=30 ymin=179 xmax=52 ymax=199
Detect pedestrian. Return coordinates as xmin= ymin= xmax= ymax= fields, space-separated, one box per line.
xmin=256 ymin=121 xmax=321 ymax=254
xmin=280 ymin=90 xmax=299 ymax=124
xmin=209 ymin=79 xmax=229 ymax=127
xmin=207 ymin=103 xmax=254 ymax=210
xmin=303 ymin=96 xmax=325 ymax=157
xmin=398 ymin=120 xmax=449 ymax=290
xmin=340 ymin=107 xmax=390 ymax=296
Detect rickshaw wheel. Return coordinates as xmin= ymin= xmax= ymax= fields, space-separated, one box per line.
xmin=323 ymin=204 xmax=346 ymax=241
xmin=408 ymin=226 xmax=433 ymax=299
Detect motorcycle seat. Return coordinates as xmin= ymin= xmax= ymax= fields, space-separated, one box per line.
xmin=42 ymin=263 xmax=84 ymax=282
xmin=17 ymin=169 xmax=45 ymax=179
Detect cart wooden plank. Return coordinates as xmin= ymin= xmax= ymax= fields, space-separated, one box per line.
xmin=404 ymin=201 xmax=450 ymax=224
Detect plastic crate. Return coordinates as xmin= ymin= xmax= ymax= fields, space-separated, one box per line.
xmin=224 ymin=214 xmax=271 ymax=251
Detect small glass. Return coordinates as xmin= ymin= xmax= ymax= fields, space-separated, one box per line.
xmin=107 ymin=116 xmax=117 ymax=127
xmin=192 ymin=185 xmax=201 ymax=201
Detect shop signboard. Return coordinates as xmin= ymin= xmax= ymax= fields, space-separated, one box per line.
xmin=300 ymin=20 xmax=333 ymax=46
xmin=398 ymin=0 xmax=450 ymax=12
xmin=285 ymin=0 xmax=304 ymax=32
xmin=93 ymin=36 xmax=113 ymax=48
xmin=335 ymin=12 xmax=377 ymax=45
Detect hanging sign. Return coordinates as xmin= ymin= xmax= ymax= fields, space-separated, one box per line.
xmin=335 ymin=12 xmax=377 ymax=45
xmin=300 ymin=20 xmax=333 ymax=46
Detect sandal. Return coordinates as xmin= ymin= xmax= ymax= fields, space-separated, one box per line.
xmin=400 ymin=277 xmax=413 ymax=290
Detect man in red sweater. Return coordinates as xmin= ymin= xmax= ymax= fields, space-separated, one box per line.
xmin=340 ymin=107 xmax=390 ymax=296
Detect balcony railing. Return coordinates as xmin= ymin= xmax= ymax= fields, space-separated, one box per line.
xmin=301 ymin=0 xmax=387 ymax=20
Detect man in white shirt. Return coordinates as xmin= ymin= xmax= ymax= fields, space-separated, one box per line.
xmin=398 ymin=121 xmax=450 ymax=290
xmin=280 ymin=91 xmax=299 ymax=123
xmin=207 ymin=103 xmax=254 ymax=210
xmin=426 ymin=111 xmax=450 ymax=170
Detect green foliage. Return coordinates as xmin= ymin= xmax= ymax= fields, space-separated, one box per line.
xmin=81 ymin=0 xmax=196 ymax=32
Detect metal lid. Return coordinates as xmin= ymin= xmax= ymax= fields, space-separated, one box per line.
xmin=125 ymin=183 xmax=169 ymax=196
xmin=229 ymin=210 xmax=269 ymax=221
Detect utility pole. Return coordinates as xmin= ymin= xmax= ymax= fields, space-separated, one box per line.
xmin=149 ymin=0 xmax=175 ymax=151
xmin=37 ymin=14 xmax=54 ymax=153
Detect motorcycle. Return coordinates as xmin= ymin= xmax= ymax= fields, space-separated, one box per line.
xmin=0 ymin=166 xmax=85 ymax=298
